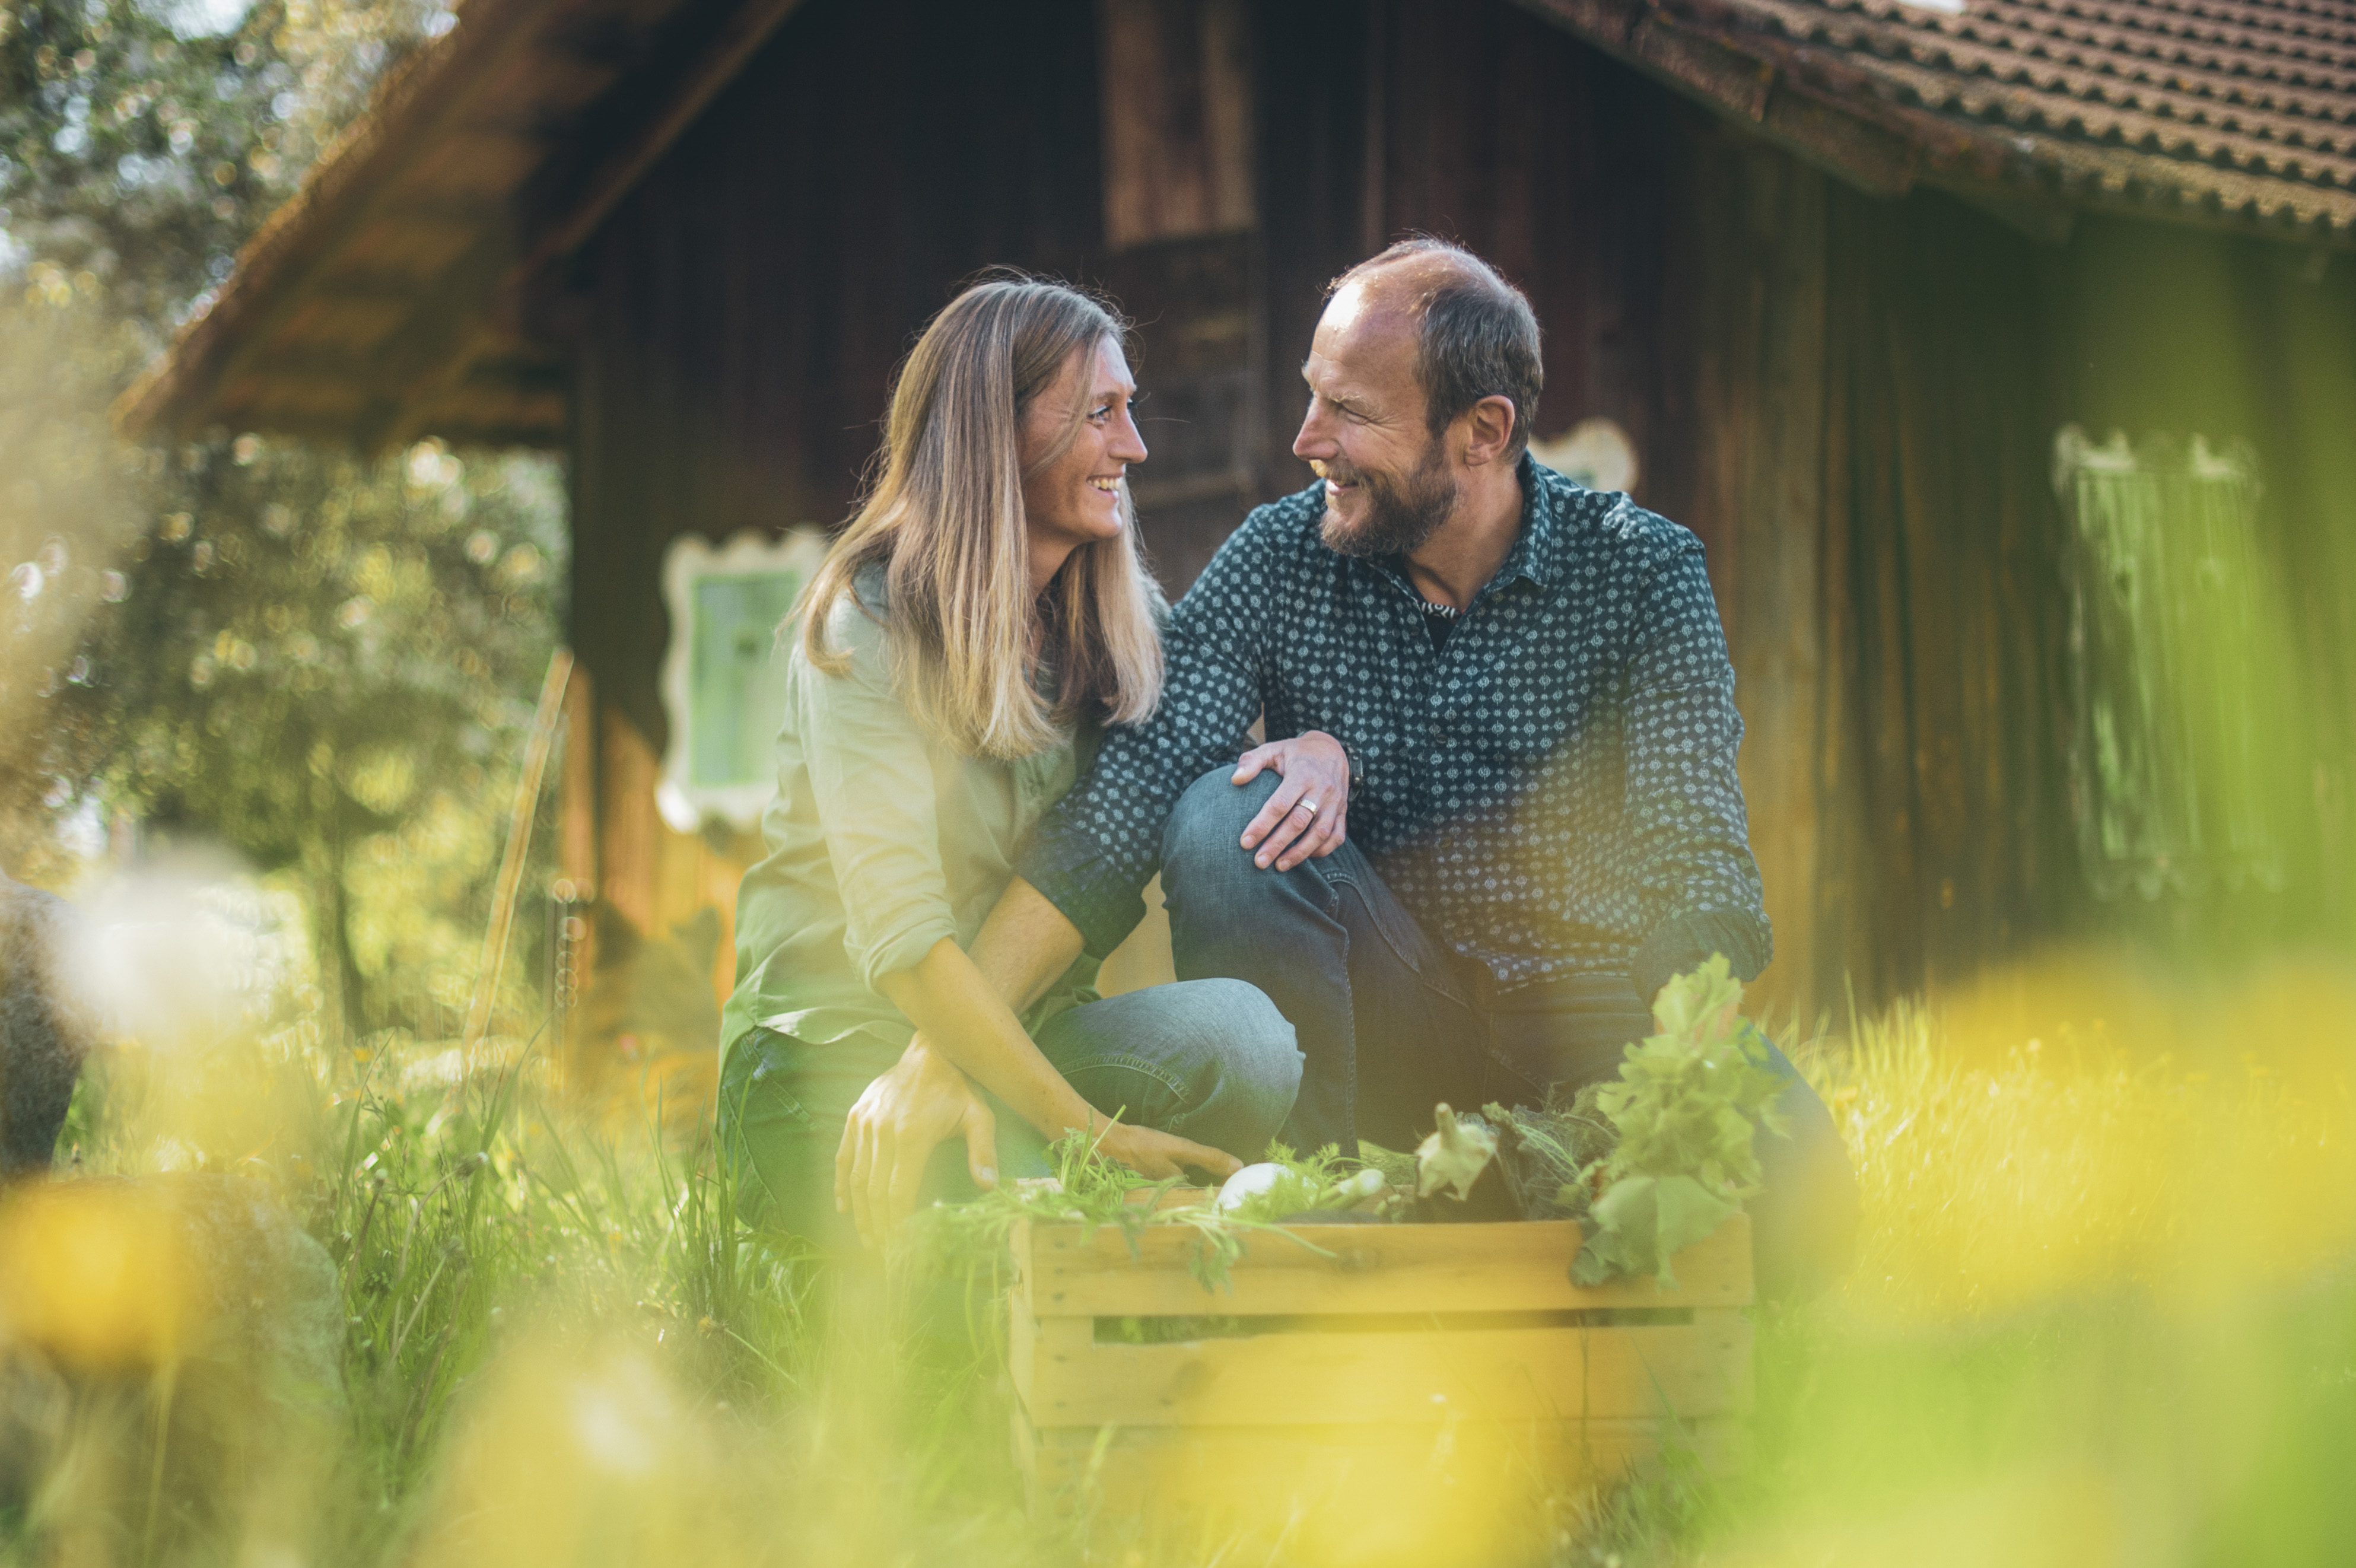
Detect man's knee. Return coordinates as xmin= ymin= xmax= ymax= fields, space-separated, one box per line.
xmin=1165 ymin=766 xmax=1278 ymax=858
xmin=1162 ymin=768 xmax=1282 ymax=889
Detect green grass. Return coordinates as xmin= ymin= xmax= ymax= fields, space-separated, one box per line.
xmin=6 ymin=952 xmax=2355 ymax=1567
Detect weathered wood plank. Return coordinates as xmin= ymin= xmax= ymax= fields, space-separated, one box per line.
xmin=1020 ymin=1410 xmax=1748 ymax=1547
xmin=1006 ymin=1290 xmax=1092 ymax=1404
xmin=1013 ymin=1316 xmax=1751 ymax=1427
xmin=1013 ymin=1214 xmax=1751 ymax=1316
xmin=1098 ymin=0 xmax=1252 ymax=249
xmin=1023 ymin=1410 xmax=1745 ymax=1476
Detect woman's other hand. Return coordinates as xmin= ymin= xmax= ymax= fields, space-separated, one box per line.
xmin=835 ymin=1035 xmax=997 ymax=1248
xmin=1089 ymin=1117 xmax=1245 ymax=1184
xmin=1232 ymin=729 xmax=1351 ymax=872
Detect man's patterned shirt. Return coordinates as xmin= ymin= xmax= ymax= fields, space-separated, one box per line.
xmin=1020 ymin=456 xmax=1770 ymax=1001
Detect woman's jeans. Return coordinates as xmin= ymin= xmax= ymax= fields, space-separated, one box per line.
xmin=718 ymin=978 xmax=1301 ymax=1254
xmin=1159 ymin=767 xmax=1862 ymax=1305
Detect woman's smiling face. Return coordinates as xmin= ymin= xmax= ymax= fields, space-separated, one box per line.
xmin=1019 ymin=336 xmax=1146 ymax=587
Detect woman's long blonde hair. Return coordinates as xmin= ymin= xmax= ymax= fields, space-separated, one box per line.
xmin=797 ymin=276 xmax=1165 ymax=759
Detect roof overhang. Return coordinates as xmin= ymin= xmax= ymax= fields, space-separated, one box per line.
xmin=131 ymin=0 xmax=2354 ymax=451
xmin=118 ymin=0 xmax=803 ymax=450
xmin=1518 ymin=0 xmax=2356 ymax=251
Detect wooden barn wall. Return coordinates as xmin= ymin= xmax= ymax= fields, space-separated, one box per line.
xmin=1808 ymin=185 xmax=2078 ymax=1014
xmin=1671 ymin=161 xmax=2087 ymax=1019
xmin=571 ymin=0 xmax=1105 ymax=758
xmin=1251 ymin=1 xmax=1676 ymax=498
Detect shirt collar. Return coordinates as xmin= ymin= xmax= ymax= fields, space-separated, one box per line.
xmin=1499 ymin=452 xmax=1569 ymax=591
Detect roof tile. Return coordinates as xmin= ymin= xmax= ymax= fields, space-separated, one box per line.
xmin=1655 ymin=0 xmax=2356 ymax=234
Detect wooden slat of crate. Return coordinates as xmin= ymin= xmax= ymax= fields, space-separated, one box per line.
xmin=1013 ymin=1213 xmax=1751 ymax=1316
xmin=1013 ymin=1306 xmax=1751 ymax=1427
xmin=1017 ymin=1408 xmax=1748 ymax=1513
xmin=1016 ymin=1407 xmax=1748 ymax=1563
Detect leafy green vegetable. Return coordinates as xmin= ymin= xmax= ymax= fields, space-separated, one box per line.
xmin=899 ymin=960 xmax=1783 ymax=1304
xmin=1563 ymin=956 xmax=1792 ymax=1289
xmin=895 ymin=1124 xmax=1342 ymax=1296
xmin=1214 ymin=1141 xmax=1356 ymax=1224
xmin=1483 ymin=1085 xmax=1615 ymax=1223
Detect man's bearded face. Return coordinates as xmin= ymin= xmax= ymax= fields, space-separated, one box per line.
xmin=1315 ymin=431 xmax=1460 ymax=558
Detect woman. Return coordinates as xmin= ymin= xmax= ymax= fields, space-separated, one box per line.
xmin=718 ymin=277 xmax=1305 ymax=1251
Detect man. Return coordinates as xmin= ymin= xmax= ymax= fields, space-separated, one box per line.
xmin=849 ymin=240 xmax=1855 ymax=1297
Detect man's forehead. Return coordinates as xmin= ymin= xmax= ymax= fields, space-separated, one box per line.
xmin=1320 ymin=276 xmax=1420 ymax=344
xmin=1306 ymin=284 xmax=1418 ymax=393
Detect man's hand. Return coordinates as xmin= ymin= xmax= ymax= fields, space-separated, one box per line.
xmin=835 ymin=1035 xmax=997 ymax=1249
xmin=1088 ymin=1117 xmax=1246 ymax=1184
xmin=1233 ymin=730 xmax=1352 ymax=872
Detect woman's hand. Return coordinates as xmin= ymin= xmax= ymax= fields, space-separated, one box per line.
xmin=835 ymin=1035 xmax=997 ymax=1248
xmin=1232 ymin=730 xmax=1352 ymax=872
xmin=1088 ymin=1117 xmax=1246 ymax=1184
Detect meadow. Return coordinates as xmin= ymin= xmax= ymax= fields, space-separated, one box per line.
xmin=4 ymin=928 xmax=2354 ymax=1568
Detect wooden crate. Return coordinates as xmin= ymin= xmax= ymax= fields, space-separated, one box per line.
xmin=1008 ymin=1211 xmax=1751 ymax=1566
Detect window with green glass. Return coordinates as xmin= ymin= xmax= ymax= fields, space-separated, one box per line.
xmin=2054 ymin=427 xmax=2286 ymax=899
xmin=686 ymin=570 xmax=805 ymax=790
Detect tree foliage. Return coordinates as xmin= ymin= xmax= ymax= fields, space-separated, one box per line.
xmin=2 ymin=0 xmax=444 ymax=333
xmin=1 ymin=0 xmax=568 ymax=1038
xmin=63 ymin=437 xmax=567 ymax=1034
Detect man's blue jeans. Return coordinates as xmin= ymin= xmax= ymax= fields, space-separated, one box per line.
xmin=719 ymin=977 xmax=1302 ymax=1255
xmin=1160 ymin=766 xmax=1860 ymax=1303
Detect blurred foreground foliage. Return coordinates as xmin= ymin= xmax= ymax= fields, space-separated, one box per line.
xmin=1 ymin=0 xmax=566 ymax=1035
xmin=4 ymin=942 xmax=2351 ymax=1567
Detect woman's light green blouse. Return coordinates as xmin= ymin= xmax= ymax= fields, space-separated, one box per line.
xmin=719 ymin=567 xmax=1100 ymax=1070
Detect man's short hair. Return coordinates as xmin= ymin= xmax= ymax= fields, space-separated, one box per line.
xmin=1331 ymin=239 xmax=1543 ymax=461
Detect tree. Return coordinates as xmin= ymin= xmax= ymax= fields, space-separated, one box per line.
xmin=2 ymin=0 xmax=568 ymax=1039
xmin=66 ymin=437 xmax=566 ymax=1037
xmin=2 ymin=0 xmax=443 ymax=335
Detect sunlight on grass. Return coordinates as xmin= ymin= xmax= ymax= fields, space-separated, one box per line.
xmin=1712 ymin=953 xmax=2356 ymax=1568
xmin=1818 ymin=953 xmax=2356 ymax=1321
xmin=4 ymin=939 xmax=2351 ymax=1566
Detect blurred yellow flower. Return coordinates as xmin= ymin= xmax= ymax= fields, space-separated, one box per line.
xmin=0 ymin=1182 xmax=193 ymax=1372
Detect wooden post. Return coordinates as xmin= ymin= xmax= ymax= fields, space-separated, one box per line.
xmin=462 ymin=647 xmax=575 ymax=1070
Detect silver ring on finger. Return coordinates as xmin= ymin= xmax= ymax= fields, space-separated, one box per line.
xmin=1298 ymin=797 xmax=1321 ymax=819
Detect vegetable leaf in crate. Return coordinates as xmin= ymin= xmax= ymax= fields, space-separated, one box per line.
xmin=1569 ymin=956 xmax=1792 ymax=1289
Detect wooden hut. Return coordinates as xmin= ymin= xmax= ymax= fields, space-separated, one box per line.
xmin=125 ymin=0 xmax=2356 ymax=1042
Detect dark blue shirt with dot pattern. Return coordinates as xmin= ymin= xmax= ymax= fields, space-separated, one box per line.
xmin=1020 ymin=456 xmax=1770 ymax=1001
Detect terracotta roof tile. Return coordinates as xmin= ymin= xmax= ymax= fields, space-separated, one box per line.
xmin=1613 ymin=0 xmax=2356 ymax=237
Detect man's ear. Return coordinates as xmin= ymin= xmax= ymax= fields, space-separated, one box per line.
xmin=1458 ymin=395 xmax=1518 ymax=468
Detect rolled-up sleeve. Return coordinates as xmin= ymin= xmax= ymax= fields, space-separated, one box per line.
xmin=1620 ymin=546 xmax=1772 ymax=998
xmin=797 ymin=603 xmax=958 ymax=991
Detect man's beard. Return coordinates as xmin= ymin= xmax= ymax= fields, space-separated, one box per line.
xmin=1318 ymin=437 xmax=1460 ymax=558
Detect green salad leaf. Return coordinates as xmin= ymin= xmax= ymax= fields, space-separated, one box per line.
xmin=1565 ymin=956 xmax=1792 ymax=1289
